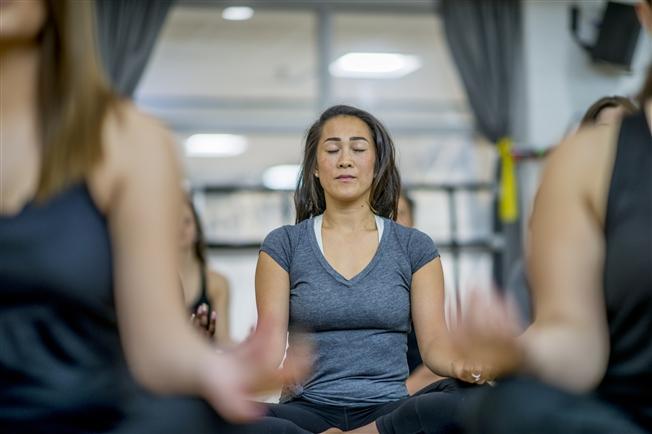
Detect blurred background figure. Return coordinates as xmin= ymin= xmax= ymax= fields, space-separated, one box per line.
xmin=396 ymin=192 xmax=416 ymax=228
xmin=181 ymin=194 xmax=233 ymax=345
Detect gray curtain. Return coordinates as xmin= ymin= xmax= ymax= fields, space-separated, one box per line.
xmin=440 ymin=0 xmax=523 ymax=287
xmin=440 ymin=0 xmax=521 ymax=143
xmin=95 ymin=0 xmax=175 ymax=97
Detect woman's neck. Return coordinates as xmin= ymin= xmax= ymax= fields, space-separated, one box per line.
xmin=0 ymin=42 xmax=39 ymax=123
xmin=322 ymin=199 xmax=377 ymax=232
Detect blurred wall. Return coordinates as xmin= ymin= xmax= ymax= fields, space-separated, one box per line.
xmin=517 ymin=0 xmax=651 ymax=236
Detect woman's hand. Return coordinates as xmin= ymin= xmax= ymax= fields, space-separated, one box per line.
xmin=450 ymin=289 xmax=526 ymax=383
xmin=190 ymin=303 xmax=216 ymax=338
xmin=449 ymin=358 xmax=493 ymax=385
xmin=198 ymin=317 xmax=312 ymax=423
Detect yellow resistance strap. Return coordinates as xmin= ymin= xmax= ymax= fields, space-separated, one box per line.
xmin=498 ymin=137 xmax=518 ymax=223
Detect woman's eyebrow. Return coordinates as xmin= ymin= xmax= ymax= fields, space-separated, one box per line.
xmin=323 ymin=136 xmax=369 ymax=143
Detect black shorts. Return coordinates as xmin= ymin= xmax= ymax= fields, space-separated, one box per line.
xmin=267 ymin=397 xmax=404 ymax=433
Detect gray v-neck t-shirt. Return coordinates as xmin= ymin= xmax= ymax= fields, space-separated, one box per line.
xmin=260 ymin=216 xmax=439 ymax=406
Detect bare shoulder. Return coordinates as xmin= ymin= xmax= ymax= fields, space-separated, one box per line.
xmin=539 ymin=122 xmax=620 ymax=223
xmin=90 ymin=100 xmax=181 ymax=211
xmin=546 ymin=123 xmax=618 ymax=177
xmin=103 ymin=100 xmax=178 ymax=173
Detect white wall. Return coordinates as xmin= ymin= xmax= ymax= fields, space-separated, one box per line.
xmin=522 ymin=0 xmax=650 ymax=148
xmin=518 ymin=0 xmax=651 ymax=228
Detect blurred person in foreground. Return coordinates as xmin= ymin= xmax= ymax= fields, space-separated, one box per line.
xmin=452 ymin=2 xmax=652 ymax=432
xmin=319 ymin=92 xmax=641 ymax=433
xmin=506 ymin=95 xmax=638 ymax=326
xmin=0 ymin=1 xmax=310 ymax=433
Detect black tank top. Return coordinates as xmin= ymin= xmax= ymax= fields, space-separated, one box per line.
xmin=0 ymin=183 xmax=135 ymax=430
xmin=599 ymin=110 xmax=652 ymax=429
xmin=189 ymin=268 xmax=212 ymax=314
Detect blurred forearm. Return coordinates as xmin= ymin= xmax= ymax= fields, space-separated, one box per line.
xmin=520 ymin=321 xmax=608 ymax=393
xmin=119 ymin=300 xmax=216 ymax=396
xmin=422 ymin=341 xmax=459 ymax=379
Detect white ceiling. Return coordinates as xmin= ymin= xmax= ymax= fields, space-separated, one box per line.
xmin=135 ymin=3 xmax=490 ymax=187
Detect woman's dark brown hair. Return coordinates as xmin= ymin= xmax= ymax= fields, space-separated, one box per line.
xmin=294 ymin=105 xmax=401 ymax=223
xmin=36 ymin=0 xmax=117 ymax=200
xmin=186 ymin=195 xmax=207 ymax=268
xmin=579 ymin=96 xmax=637 ymax=126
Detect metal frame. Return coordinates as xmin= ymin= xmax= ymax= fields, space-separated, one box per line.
xmin=179 ymin=0 xmax=439 ymax=15
xmin=195 ymin=181 xmax=499 ymax=294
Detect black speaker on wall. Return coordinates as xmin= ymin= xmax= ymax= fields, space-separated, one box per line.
xmin=591 ymin=2 xmax=641 ymax=69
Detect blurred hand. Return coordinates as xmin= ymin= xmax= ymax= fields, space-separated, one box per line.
xmin=449 ymin=358 xmax=492 ymax=385
xmin=191 ymin=303 xmax=216 ymax=338
xmin=198 ymin=317 xmax=312 ymax=423
xmin=451 ymin=289 xmax=526 ymax=382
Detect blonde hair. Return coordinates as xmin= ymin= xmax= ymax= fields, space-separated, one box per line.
xmin=36 ymin=0 xmax=117 ymax=200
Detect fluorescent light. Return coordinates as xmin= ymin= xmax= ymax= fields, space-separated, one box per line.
xmin=185 ymin=134 xmax=248 ymax=157
xmin=262 ymin=164 xmax=301 ymax=190
xmin=222 ymin=6 xmax=254 ymax=21
xmin=329 ymin=52 xmax=422 ymax=79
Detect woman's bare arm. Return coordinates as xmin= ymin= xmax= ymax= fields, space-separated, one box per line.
xmin=255 ymin=251 xmax=291 ymax=369
xmin=100 ymin=106 xmax=213 ymax=394
xmin=521 ymin=125 xmax=617 ymax=392
xmin=448 ymin=125 xmax=618 ymax=392
xmin=89 ymin=105 xmax=311 ymax=423
xmin=411 ymin=258 xmax=484 ymax=382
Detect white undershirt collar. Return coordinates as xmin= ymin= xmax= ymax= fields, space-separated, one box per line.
xmin=313 ymin=214 xmax=384 ymax=254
